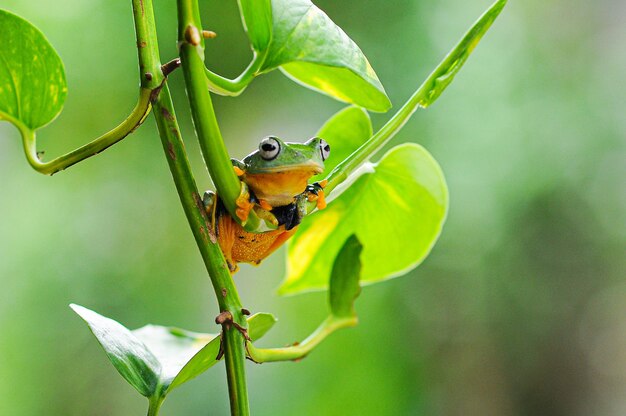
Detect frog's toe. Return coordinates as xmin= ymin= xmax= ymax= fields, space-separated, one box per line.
xmin=304 ymin=183 xmax=327 ymax=210
xmin=258 ymin=199 xmax=273 ymax=211
xmin=235 ymin=196 xmax=255 ymax=222
xmin=227 ymin=260 xmax=239 ymax=274
xmin=315 ymin=190 xmax=326 ymax=210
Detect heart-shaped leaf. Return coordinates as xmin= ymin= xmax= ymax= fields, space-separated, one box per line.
xmin=237 ymin=0 xmax=390 ymax=112
xmin=329 ymin=235 xmax=363 ymax=318
xmin=71 ymin=305 xmax=277 ymax=399
xmin=315 ymin=106 xmax=372 ymax=177
xmin=0 ymin=10 xmax=66 ymax=132
xmin=281 ymin=143 xmax=448 ymax=295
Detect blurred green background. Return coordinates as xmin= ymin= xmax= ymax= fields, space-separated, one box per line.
xmin=1 ymin=0 xmax=624 ymax=415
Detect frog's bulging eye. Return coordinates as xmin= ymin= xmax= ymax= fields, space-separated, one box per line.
xmin=259 ymin=137 xmax=281 ymax=160
xmin=320 ymin=139 xmax=331 ymax=161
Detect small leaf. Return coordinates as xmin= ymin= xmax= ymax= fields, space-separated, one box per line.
xmin=72 ymin=305 xmax=278 ymax=398
xmin=237 ymin=0 xmax=272 ymax=52
xmin=260 ymin=0 xmax=390 ymax=112
xmin=316 ymin=106 xmax=372 ymax=177
xmin=329 ymin=235 xmax=363 ymax=318
xmin=70 ymin=304 xmax=161 ymax=397
xmin=0 ymin=10 xmax=67 ymax=131
xmin=164 ymin=334 xmax=221 ymax=394
xmin=418 ymin=0 xmax=507 ymax=108
xmin=132 ymin=325 xmax=220 ymax=394
xmin=167 ymin=312 xmax=276 ymax=392
xmin=248 ymin=312 xmax=278 ymax=341
xmin=281 ymin=143 xmax=448 ymax=294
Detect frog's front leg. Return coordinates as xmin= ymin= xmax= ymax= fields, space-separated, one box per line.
xmin=305 ymin=180 xmax=328 ymax=210
xmin=234 ymin=181 xmax=255 ymax=222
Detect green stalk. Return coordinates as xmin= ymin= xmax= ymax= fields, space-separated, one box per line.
xmin=204 ymin=52 xmax=264 ymax=96
xmin=176 ymin=0 xmax=264 ymax=233
xmin=19 ymin=0 xmax=168 ymax=176
xmin=18 ymin=90 xmax=152 ymax=175
xmin=323 ymin=0 xmax=507 ymax=196
xmin=147 ymin=396 xmax=164 ymax=416
xmin=247 ymin=316 xmax=357 ymax=362
xmin=153 ymin=83 xmax=250 ymax=416
xmin=167 ymin=2 xmax=252 ymax=414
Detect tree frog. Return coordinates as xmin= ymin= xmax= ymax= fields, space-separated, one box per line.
xmin=204 ymin=136 xmax=330 ymax=273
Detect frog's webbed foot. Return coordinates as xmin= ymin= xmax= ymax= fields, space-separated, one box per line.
xmin=305 ymin=180 xmax=328 ymax=210
xmin=271 ymin=203 xmax=300 ymax=230
xmin=273 ymin=180 xmax=328 ymax=230
xmin=235 ymin=182 xmax=255 ymax=222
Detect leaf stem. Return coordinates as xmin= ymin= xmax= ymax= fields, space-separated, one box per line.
xmin=16 ymin=89 xmax=153 ymax=175
xmin=16 ymin=0 xmax=169 ymax=176
xmin=147 ymin=396 xmax=164 ymax=416
xmin=204 ymin=52 xmax=264 ymax=96
xmin=322 ymin=0 xmax=507 ymax=197
xmin=247 ymin=316 xmax=357 ymax=363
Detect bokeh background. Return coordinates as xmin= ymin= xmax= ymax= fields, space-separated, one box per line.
xmin=1 ymin=0 xmax=624 ymax=415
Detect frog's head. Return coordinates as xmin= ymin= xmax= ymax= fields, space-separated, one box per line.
xmin=242 ymin=136 xmax=330 ymax=175
xmin=239 ymin=136 xmax=331 ymax=207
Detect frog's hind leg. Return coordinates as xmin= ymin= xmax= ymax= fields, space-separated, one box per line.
xmin=253 ymin=227 xmax=298 ymax=265
xmin=204 ymin=191 xmax=239 ymax=274
xmin=217 ymin=214 xmax=240 ymax=274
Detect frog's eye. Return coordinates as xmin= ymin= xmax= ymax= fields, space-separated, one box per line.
xmin=320 ymin=139 xmax=331 ymax=161
xmin=259 ymin=137 xmax=281 ymax=161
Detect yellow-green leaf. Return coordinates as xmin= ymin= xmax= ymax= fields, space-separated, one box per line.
xmin=281 ymin=144 xmax=448 ymax=295
xmin=0 ymin=10 xmax=66 ymax=132
xmin=259 ymin=0 xmax=390 ymax=112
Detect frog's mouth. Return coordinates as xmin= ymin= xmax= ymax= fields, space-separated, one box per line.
xmin=250 ymin=160 xmax=324 ymax=175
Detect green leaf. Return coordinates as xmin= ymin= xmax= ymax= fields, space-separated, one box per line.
xmin=259 ymin=0 xmax=390 ymax=112
xmin=131 ymin=325 xmax=220 ymax=395
xmin=0 ymin=10 xmax=67 ymax=132
xmin=248 ymin=312 xmax=278 ymax=341
xmin=316 ymin=106 xmax=372 ymax=177
xmin=156 ymin=330 xmax=221 ymax=394
xmin=237 ymin=0 xmax=272 ymax=52
xmin=167 ymin=312 xmax=276 ymax=392
xmin=281 ymin=143 xmax=448 ymax=295
xmin=72 ymin=305 xmax=278 ymax=398
xmin=329 ymin=235 xmax=363 ymax=318
xmin=70 ymin=304 xmax=161 ymax=398
xmin=417 ymin=0 xmax=507 ymax=108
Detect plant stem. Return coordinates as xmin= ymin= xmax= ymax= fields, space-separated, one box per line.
xmin=152 ymin=83 xmax=250 ymax=416
xmin=322 ymin=0 xmax=508 ymax=197
xmin=147 ymin=396 xmax=164 ymax=416
xmin=17 ymin=0 xmax=170 ymax=176
xmin=176 ymin=0 xmax=267 ymax=233
xmin=204 ymin=52 xmax=264 ymax=96
xmin=247 ymin=316 xmax=357 ymax=362
xmin=16 ymin=90 xmax=152 ymax=175
xmin=132 ymin=0 xmax=249 ymax=414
